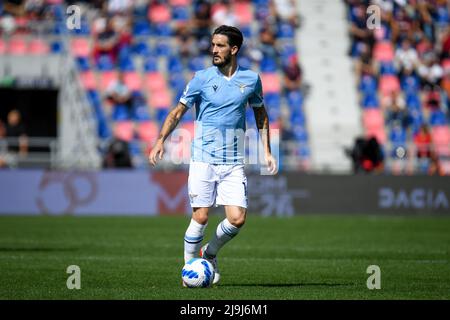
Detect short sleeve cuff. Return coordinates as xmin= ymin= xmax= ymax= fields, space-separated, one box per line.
xmin=179 ymin=97 xmax=192 ymax=108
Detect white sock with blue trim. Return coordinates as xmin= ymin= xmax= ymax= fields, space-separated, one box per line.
xmin=205 ymin=218 xmax=240 ymax=257
xmin=184 ymin=219 xmax=207 ymax=263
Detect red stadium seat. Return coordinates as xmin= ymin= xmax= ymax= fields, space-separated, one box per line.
xmin=149 ymin=89 xmax=172 ymax=109
xmin=363 ymin=109 xmax=384 ymax=129
xmin=379 ymin=75 xmax=400 ymax=97
xmin=7 ymin=38 xmax=28 ymax=55
xmin=149 ymin=4 xmax=171 ymax=24
xmin=234 ymin=2 xmax=253 ymax=26
xmin=79 ymin=71 xmax=97 ymax=90
xmin=441 ymin=59 xmax=450 ymax=72
xmin=431 ymin=126 xmax=450 ymax=156
xmin=261 ymin=73 xmax=281 ymax=93
xmin=70 ymin=37 xmax=91 ymax=58
xmin=169 ymin=0 xmax=191 ymax=6
xmin=29 ymin=39 xmax=50 ymax=55
xmin=123 ymin=72 xmax=142 ymax=91
xmin=113 ymin=121 xmax=134 ymax=142
xmin=99 ymin=71 xmax=118 ymax=92
xmin=137 ymin=121 xmax=158 ymax=143
xmin=373 ymin=41 xmax=394 ymax=62
xmin=145 ymin=73 xmax=167 ymax=92
xmin=14 ymin=17 xmax=29 ymax=30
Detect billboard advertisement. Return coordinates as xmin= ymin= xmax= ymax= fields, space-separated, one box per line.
xmin=0 ymin=170 xmax=448 ymax=215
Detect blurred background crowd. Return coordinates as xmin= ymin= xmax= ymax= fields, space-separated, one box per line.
xmin=0 ymin=0 xmax=449 ymax=175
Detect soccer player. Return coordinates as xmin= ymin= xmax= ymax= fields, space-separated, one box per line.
xmin=149 ymin=25 xmax=277 ymax=285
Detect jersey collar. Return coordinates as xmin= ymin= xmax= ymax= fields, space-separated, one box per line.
xmin=215 ymin=65 xmax=240 ymax=81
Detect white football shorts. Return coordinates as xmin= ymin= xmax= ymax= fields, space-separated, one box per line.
xmin=188 ymin=160 xmax=248 ymax=209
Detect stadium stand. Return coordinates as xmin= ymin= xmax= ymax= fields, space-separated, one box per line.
xmin=3 ymin=0 xmax=307 ymax=170
xmin=3 ymin=0 xmax=448 ymax=175
xmin=345 ymin=0 xmax=450 ymax=175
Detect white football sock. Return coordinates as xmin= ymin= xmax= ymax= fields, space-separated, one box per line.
xmin=184 ymin=219 xmax=207 ymax=263
xmin=205 ymin=218 xmax=240 ymax=257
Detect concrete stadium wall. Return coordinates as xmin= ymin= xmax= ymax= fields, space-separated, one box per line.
xmin=0 ymin=170 xmax=448 ymax=216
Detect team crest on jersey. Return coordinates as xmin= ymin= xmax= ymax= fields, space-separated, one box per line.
xmin=212 ymin=84 xmax=218 ymax=92
xmin=238 ymin=83 xmax=247 ymax=93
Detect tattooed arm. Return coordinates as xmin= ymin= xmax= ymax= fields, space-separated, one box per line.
xmin=253 ymin=106 xmax=277 ymax=174
xmin=253 ymin=106 xmax=271 ymax=155
xmin=149 ymin=102 xmax=189 ymax=166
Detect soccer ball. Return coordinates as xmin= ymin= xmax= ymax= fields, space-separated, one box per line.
xmin=181 ymin=258 xmax=215 ymax=288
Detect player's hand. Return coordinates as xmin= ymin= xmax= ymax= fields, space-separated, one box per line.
xmin=149 ymin=141 xmax=164 ymax=166
xmin=265 ymin=153 xmax=277 ymax=175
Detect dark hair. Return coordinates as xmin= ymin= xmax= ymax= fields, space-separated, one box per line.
xmin=212 ymin=25 xmax=244 ymax=51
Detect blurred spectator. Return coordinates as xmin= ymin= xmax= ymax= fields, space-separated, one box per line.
xmin=107 ymin=0 xmax=133 ymax=16
xmin=414 ymin=124 xmax=432 ymax=160
xmin=440 ymin=68 xmax=450 ymax=110
xmin=105 ymin=71 xmax=133 ymax=115
xmin=103 ymin=137 xmax=133 ymax=168
xmin=24 ymin=0 xmax=48 ymax=20
xmin=280 ymin=118 xmax=295 ymax=141
xmin=391 ymin=6 xmax=415 ymax=43
xmin=93 ymin=18 xmax=120 ymax=65
xmin=115 ymin=16 xmax=133 ymax=50
xmin=394 ymin=38 xmax=419 ymax=73
xmin=5 ymin=109 xmax=28 ymax=156
xmin=416 ymin=0 xmax=435 ymax=43
xmin=192 ymin=0 xmax=212 ymax=54
xmin=282 ymin=54 xmax=302 ymax=92
xmin=362 ymin=136 xmax=384 ymax=173
xmin=385 ymin=94 xmax=411 ymax=130
xmin=212 ymin=0 xmax=238 ymax=28
xmin=0 ymin=14 xmax=17 ymax=35
xmin=272 ymin=0 xmax=299 ymax=27
xmin=423 ymin=85 xmax=442 ymax=111
xmin=3 ymin=0 xmax=26 ymax=17
xmin=259 ymin=25 xmax=277 ymax=59
xmin=347 ymin=136 xmax=384 ymax=174
xmin=417 ymin=53 xmax=443 ymax=89
xmin=1 ymin=0 xmax=27 ymax=35
xmin=175 ymin=24 xmax=198 ymax=60
xmin=440 ymin=25 xmax=450 ymax=60
xmin=355 ymin=42 xmax=375 ymax=78
xmin=415 ymin=33 xmax=434 ymax=60
xmin=348 ymin=3 xmax=375 ymax=57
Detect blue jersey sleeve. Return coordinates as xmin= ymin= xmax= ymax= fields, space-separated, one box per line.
xmin=248 ymin=75 xmax=264 ymax=108
xmin=179 ymin=72 xmax=203 ymax=109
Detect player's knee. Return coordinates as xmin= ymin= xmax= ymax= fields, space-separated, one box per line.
xmin=192 ymin=208 xmax=209 ymax=225
xmin=232 ymin=217 xmax=246 ymax=228
xmin=228 ymin=210 xmax=246 ymax=228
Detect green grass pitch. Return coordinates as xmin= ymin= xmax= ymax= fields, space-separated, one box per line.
xmin=0 ymin=214 xmax=449 ymax=300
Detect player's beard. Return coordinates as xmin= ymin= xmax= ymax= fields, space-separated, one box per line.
xmin=212 ymin=53 xmax=232 ymax=68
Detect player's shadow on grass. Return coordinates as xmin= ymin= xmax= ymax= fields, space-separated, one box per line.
xmin=0 ymin=247 xmax=79 ymax=252
xmin=221 ymin=282 xmax=350 ymax=287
